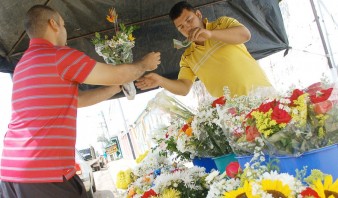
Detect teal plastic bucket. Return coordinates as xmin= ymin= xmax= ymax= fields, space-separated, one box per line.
xmin=212 ymin=153 xmax=236 ymax=173
xmin=276 ymin=144 xmax=338 ymax=179
xmin=192 ymin=157 xmax=217 ymax=173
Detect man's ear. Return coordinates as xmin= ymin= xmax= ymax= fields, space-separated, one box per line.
xmin=48 ymin=18 xmax=59 ymax=32
xmin=195 ymin=10 xmax=202 ymax=19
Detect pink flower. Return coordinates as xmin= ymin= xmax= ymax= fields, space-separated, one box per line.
xmin=226 ymin=161 xmax=241 ymax=178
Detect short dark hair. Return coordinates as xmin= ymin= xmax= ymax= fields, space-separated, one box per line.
xmin=24 ymin=5 xmax=59 ymax=38
xmin=169 ymin=1 xmax=195 ymax=21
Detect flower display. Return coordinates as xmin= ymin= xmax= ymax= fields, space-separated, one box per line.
xmin=217 ymin=82 xmax=338 ymax=156
xmin=92 ymin=8 xmax=139 ymax=99
xmin=216 ymin=87 xmax=268 ymax=156
xmin=204 ymin=161 xmax=338 ymax=198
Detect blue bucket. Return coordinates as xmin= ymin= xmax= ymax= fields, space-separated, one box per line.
xmin=192 ymin=157 xmax=218 ymax=173
xmin=212 ymin=153 xmax=236 ymax=173
xmin=276 ymin=144 xmax=338 ymax=179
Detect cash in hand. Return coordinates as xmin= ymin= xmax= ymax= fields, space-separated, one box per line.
xmin=173 ymin=39 xmax=192 ymax=49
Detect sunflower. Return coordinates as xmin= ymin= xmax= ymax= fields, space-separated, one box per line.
xmin=261 ymin=179 xmax=292 ymax=198
xmin=159 ymin=188 xmax=181 ymax=198
xmin=313 ymin=175 xmax=338 ymax=198
xmin=224 ymin=181 xmax=257 ymax=198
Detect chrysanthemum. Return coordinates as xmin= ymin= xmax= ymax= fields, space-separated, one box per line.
xmin=224 ymin=181 xmax=257 ymax=198
xmin=313 ymin=175 xmax=338 ymax=198
xmin=261 ymin=179 xmax=292 ymax=198
xmin=159 ymin=188 xmax=181 ymax=198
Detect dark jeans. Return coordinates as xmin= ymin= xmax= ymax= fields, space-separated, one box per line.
xmin=1 ymin=175 xmax=87 ymax=198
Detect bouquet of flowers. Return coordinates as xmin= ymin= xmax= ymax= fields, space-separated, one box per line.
xmin=189 ymin=96 xmax=233 ymax=157
xmin=92 ymin=8 xmax=139 ymax=100
xmin=216 ymin=87 xmax=268 ymax=156
xmin=244 ymin=82 xmax=338 ymax=155
xmin=207 ymin=160 xmax=338 ymax=198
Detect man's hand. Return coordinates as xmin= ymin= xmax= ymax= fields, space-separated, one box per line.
xmin=135 ymin=73 xmax=162 ymax=90
xmin=138 ymin=52 xmax=161 ymax=71
xmin=188 ymin=27 xmax=212 ymax=43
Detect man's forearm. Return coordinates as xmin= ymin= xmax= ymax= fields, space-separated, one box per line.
xmin=159 ymin=78 xmax=193 ymax=96
xmin=211 ymin=26 xmax=251 ymax=44
xmin=78 ymin=85 xmax=121 ymax=108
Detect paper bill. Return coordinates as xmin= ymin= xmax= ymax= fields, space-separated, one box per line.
xmin=173 ymin=39 xmax=191 ymax=49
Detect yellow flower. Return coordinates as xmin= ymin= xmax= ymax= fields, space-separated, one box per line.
xmin=135 ymin=150 xmax=149 ymax=164
xmin=128 ymin=34 xmax=135 ymax=41
xmin=313 ymin=175 xmax=338 ymax=198
xmin=116 ymin=169 xmax=133 ymax=189
xmin=224 ymin=181 xmax=258 ymax=198
xmin=106 ymin=8 xmax=118 ymax=23
xmin=261 ymin=179 xmax=292 ymax=198
xmin=159 ymin=188 xmax=181 ymax=198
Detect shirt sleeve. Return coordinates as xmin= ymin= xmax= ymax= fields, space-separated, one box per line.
xmin=55 ymin=47 xmax=96 ymax=83
xmin=177 ymin=56 xmax=197 ymax=82
xmin=211 ymin=16 xmax=244 ymax=30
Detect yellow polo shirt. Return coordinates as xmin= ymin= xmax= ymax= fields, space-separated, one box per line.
xmin=178 ymin=16 xmax=271 ymax=97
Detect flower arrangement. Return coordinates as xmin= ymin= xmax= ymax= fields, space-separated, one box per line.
xmin=92 ymin=8 xmax=139 ymax=99
xmin=206 ymin=158 xmax=338 ymax=198
xmin=217 ymin=82 xmax=338 ymax=156
xmin=216 ymin=87 xmax=268 ymax=156
xmin=189 ymin=96 xmax=233 ymax=157
xmin=245 ymin=82 xmax=338 ymax=155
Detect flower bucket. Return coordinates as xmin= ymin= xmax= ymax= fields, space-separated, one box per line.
xmin=275 ymin=144 xmax=338 ymax=179
xmin=192 ymin=157 xmax=217 ymax=173
xmin=212 ymin=153 xmax=236 ymax=173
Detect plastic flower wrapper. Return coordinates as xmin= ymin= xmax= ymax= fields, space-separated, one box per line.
xmin=146 ymin=91 xmax=195 ymax=121
xmin=216 ymin=87 xmax=268 ymax=156
xmin=190 ymin=96 xmax=233 ymax=157
xmin=252 ymin=82 xmax=338 ymax=156
xmin=92 ymin=8 xmax=139 ymax=100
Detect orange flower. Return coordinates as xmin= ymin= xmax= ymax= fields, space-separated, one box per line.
xmin=106 ymin=8 xmax=118 ymax=23
xmin=185 ymin=127 xmax=193 ymax=136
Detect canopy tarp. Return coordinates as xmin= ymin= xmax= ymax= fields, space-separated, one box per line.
xmin=0 ymin=0 xmax=289 ymax=98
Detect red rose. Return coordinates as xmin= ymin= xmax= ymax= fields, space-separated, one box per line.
xmin=258 ymin=100 xmax=276 ymax=113
xmin=212 ymin=96 xmax=226 ymax=108
xmin=181 ymin=124 xmax=189 ymax=132
xmin=226 ymin=161 xmax=241 ymax=178
xmin=142 ymin=189 xmax=157 ymax=198
xmin=289 ymin=89 xmax=304 ymax=106
xmin=309 ymin=88 xmax=333 ymax=103
xmin=245 ymin=126 xmax=260 ymax=142
xmin=300 ymin=187 xmax=319 ymax=198
xmin=313 ymin=100 xmax=333 ymax=114
xmin=271 ymin=106 xmax=292 ymax=124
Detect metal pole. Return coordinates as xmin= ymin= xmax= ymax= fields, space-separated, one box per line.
xmin=117 ymin=99 xmax=136 ymax=159
xmin=309 ymin=0 xmax=334 ymax=69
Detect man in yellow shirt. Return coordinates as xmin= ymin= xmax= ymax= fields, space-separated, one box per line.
xmin=136 ymin=1 xmax=271 ymax=97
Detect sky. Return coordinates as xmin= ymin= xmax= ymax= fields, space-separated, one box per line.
xmin=0 ymin=0 xmax=337 ymax=153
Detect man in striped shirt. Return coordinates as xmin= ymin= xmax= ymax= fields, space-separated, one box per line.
xmin=0 ymin=5 xmax=160 ymax=198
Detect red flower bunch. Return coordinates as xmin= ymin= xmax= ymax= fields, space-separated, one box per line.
xmin=142 ymin=189 xmax=157 ymax=198
xmin=300 ymin=187 xmax=319 ymax=198
xmin=212 ymin=96 xmax=226 ymax=108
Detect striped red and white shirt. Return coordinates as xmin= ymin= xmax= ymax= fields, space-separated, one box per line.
xmin=1 ymin=38 xmax=96 ymax=183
